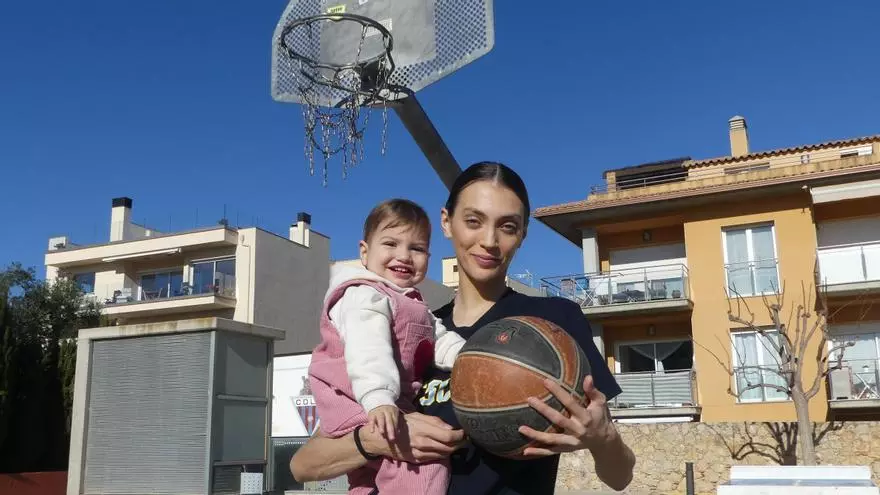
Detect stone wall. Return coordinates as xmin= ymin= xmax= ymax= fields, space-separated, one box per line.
xmin=555 ymin=421 xmax=880 ymax=494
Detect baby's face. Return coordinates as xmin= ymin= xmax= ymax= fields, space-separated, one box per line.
xmin=359 ymin=221 xmax=430 ymax=288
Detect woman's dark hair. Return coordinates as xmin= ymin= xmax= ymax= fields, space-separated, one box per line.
xmin=444 ymin=161 xmax=531 ymax=224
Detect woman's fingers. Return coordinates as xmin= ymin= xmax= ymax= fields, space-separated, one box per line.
xmin=408 ymin=412 xmax=455 ymax=429
xmin=521 ymin=445 xmax=558 ymax=457
xmin=541 ymin=379 xmax=590 ymax=424
xmin=518 ymin=425 xmax=579 ymax=449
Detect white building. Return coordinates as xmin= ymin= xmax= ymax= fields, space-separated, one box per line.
xmin=45 ymin=197 xmax=330 ymax=356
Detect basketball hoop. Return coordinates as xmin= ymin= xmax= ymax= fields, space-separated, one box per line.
xmin=278 ymin=13 xmax=402 ymax=185
xmin=272 ymin=0 xmax=496 ymax=188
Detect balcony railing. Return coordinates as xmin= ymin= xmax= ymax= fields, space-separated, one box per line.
xmin=541 ymin=264 xmax=690 ymax=309
xmin=590 ymin=168 xmax=690 ymax=194
xmin=609 ymin=370 xmax=697 ymax=409
xmin=724 ymin=259 xmax=779 ymax=296
xmin=94 ymin=282 xmax=235 ymax=306
xmin=817 ymin=241 xmax=880 ymax=287
xmin=828 ymin=358 xmax=880 ymax=401
xmin=584 ymin=149 xmax=876 ymax=201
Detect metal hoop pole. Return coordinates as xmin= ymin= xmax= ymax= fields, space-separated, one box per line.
xmin=391 ymin=95 xmax=461 ymax=191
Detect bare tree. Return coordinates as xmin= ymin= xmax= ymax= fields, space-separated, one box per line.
xmin=697 ymin=282 xmax=869 ymax=465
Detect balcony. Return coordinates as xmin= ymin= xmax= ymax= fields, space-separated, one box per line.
xmin=541 ymin=264 xmax=692 ymax=318
xmin=609 ymin=370 xmax=700 ymax=419
xmin=97 ymin=276 xmax=236 ymax=321
xmin=817 ymin=241 xmax=880 ymax=297
xmin=828 ymin=359 xmax=880 ymax=410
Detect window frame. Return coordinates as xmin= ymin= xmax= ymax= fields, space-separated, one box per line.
xmin=721 ymin=223 xmax=781 ymax=297
xmin=188 ymin=256 xmax=236 ymax=297
xmin=730 ymin=328 xmax=790 ymax=403
xmin=137 ymin=266 xmax=185 ymax=301
xmin=614 ymin=338 xmax=694 ymax=374
xmin=72 ymin=272 xmax=96 ymax=295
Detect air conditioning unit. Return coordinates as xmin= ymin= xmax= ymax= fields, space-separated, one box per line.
xmin=829 ymin=367 xmax=853 ymax=400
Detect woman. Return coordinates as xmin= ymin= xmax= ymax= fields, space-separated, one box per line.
xmin=291 ymin=162 xmax=635 ymax=494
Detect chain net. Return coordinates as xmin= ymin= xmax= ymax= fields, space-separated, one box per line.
xmin=279 ymin=15 xmax=397 ymax=186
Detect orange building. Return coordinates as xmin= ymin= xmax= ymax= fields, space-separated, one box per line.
xmin=535 ymin=116 xmax=880 ymax=423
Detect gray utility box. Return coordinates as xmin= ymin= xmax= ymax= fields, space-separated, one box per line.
xmin=66 ymin=318 xmax=284 ymax=495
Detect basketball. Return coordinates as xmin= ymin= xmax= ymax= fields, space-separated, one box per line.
xmin=450 ymin=316 xmax=591 ymax=459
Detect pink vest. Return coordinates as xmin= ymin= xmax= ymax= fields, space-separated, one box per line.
xmin=308 ymin=278 xmax=436 ymax=436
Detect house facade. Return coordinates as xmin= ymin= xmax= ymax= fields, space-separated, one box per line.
xmin=535 ymin=116 xmax=880 ymax=423
xmin=44 ymin=198 xmax=330 ymax=356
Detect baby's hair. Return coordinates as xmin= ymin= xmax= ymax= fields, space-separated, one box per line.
xmin=363 ymin=199 xmax=432 ymax=242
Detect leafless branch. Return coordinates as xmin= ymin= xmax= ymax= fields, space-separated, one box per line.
xmin=735 ymin=365 xmax=793 ymax=383
xmin=694 ymin=336 xmax=741 ymax=396
xmin=735 ymin=381 xmax=791 ymax=397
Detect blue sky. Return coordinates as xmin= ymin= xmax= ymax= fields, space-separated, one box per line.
xmin=2 ymin=1 xmax=879 ymax=284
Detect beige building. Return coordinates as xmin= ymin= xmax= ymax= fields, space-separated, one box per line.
xmin=45 ymin=197 xmax=330 ymax=356
xmin=535 ymin=116 xmax=880 ymax=423
xmin=440 ymin=256 xmax=544 ymax=297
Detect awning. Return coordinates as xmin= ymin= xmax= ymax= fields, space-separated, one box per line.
xmin=811 ymin=178 xmax=880 ymax=204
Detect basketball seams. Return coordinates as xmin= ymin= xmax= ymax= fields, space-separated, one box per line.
xmin=507 ymin=316 xmax=565 ymax=382
xmin=451 ymin=392 xmax=554 ymax=413
xmin=511 ymin=316 xmax=579 ymax=387
xmin=454 ymin=351 xmax=580 ymax=397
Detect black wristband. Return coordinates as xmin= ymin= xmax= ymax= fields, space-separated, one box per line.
xmin=353 ymin=425 xmax=380 ymax=461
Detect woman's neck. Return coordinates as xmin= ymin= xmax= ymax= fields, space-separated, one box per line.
xmin=451 ymin=274 xmax=508 ymax=327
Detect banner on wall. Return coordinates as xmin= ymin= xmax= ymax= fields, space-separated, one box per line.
xmin=273 ymin=354 xmax=320 ymax=437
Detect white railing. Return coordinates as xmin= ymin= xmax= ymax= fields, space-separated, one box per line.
xmin=817 ymin=241 xmax=880 ymax=286
xmin=609 ymin=370 xmax=696 ymax=409
xmin=541 ymin=264 xmax=689 ymax=309
xmin=93 ymin=282 xmax=235 ymax=306
xmin=724 ymin=258 xmax=779 ymax=296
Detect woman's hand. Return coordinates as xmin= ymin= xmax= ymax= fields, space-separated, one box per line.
xmin=290 ymin=412 xmax=466 ymax=483
xmin=362 ymin=412 xmax=467 ymax=464
xmin=518 ymin=375 xmax=615 ymax=455
xmin=518 ymin=376 xmax=635 ymax=491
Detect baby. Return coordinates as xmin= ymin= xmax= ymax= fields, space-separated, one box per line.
xmin=308 ymin=198 xmax=464 ymax=495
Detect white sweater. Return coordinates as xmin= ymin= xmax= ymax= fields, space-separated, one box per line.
xmin=326 ymin=264 xmax=465 ymax=413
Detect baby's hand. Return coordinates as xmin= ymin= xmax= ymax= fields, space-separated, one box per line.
xmin=367 ymin=405 xmax=400 ymax=441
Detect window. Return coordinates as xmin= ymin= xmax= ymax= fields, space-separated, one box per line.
xmin=723 ymin=224 xmax=779 ymax=296
xmin=829 ymin=329 xmax=880 ymax=399
xmin=190 ymin=257 xmax=236 ymax=297
xmin=73 ymin=272 xmax=96 ymax=294
xmin=139 ymin=269 xmax=184 ymax=300
xmin=732 ymin=330 xmax=788 ymax=402
xmin=839 ymin=145 xmax=872 ymax=158
xmin=617 ymin=340 xmax=693 ymax=373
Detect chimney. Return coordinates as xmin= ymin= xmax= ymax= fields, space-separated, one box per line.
xmin=289 ymin=212 xmax=311 ymax=247
xmin=728 ymin=115 xmax=750 ymax=157
xmin=110 ymin=197 xmax=133 ymax=242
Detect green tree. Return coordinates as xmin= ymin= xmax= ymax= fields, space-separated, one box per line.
xmin=0 ymin=263 xmax=101 ymax=472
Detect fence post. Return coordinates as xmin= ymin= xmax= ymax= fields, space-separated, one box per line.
xmin=685 ymin=461 xmax=695 ymax=495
